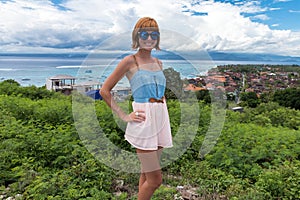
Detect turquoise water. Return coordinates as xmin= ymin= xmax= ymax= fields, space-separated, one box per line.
xmin=1 ymin=54 xmax=298 ymax=87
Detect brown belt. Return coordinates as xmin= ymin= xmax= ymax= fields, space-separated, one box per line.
xmin=149 ymin=97 xmax=164 ymax=103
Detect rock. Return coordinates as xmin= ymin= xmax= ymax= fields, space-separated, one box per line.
xmin=176 ymin=185 xmax=200 ymax=200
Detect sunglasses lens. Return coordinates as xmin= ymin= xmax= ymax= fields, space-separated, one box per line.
xmin=139 ymin=31 xmax=160 ymax=40
xmin=139 ymin=32 xmax=149 ymax=40
xmin=150 ymin=32 xmax=159 ymax=40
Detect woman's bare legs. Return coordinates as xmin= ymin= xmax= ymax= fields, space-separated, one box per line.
xmin=136 ymin=147 xmax=163 ymax=200
xmin=137 ymin=169 xmax=162 ymax=200
xmin=138 ymin=173 xmax=146 ymax=191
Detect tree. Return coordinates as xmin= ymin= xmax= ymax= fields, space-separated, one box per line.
xmin=1 ymin=79 xmax=20 ymax=86
xmin=239 ymin=91 xmax=260 ymax=108
xmin=272 ymin=88 xmax=300 ymax=110
xmin=195 ymin=90 xmax=211 ymax=103
xmin=260 ymin=92 xmax=273 ymax=103
xmin=0 ymin=79 xmax=21 ymax=96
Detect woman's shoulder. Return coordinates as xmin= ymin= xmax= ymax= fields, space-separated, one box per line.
xmin=117 ymin=54 xmax=136 ymax=67
xmin=154 ymin=57 xmax=163 ymax=69
xmin=123 ymin=54 xmax=135 ymax=61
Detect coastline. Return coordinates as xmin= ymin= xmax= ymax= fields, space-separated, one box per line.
xmin=1 ymin=54 xmax=299 ymax=87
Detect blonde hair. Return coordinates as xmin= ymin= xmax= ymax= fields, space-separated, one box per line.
xmin=131 ymin=17 xmax=160 ymax=50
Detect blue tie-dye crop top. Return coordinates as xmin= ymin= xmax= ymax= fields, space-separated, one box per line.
xmin=129 ymin=55 xmax=166 ymax=103
xmin=130 ymin=70 xmax=166 ymax=103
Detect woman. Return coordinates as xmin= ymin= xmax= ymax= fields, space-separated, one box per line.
xmin=100 ymin=17 xmax=173 ymax=200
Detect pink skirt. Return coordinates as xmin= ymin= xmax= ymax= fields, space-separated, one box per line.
xmin=125 ymin=101 xmax=173 ymax=150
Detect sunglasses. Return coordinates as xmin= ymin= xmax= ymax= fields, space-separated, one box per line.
xmin=138 ymin=31 xmax=160 ymax=40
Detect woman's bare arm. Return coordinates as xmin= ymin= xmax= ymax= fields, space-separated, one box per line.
xmin=100 ymin=56 xmax=132 ymax=121
xmin=100 ymin=56 xmax=145 ymax=122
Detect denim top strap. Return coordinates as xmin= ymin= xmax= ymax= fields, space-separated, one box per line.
xmin=129 ymin=55 xmax=166 ymax=103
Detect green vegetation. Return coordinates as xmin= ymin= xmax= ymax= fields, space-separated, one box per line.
xmin=273 ymin=88 xmax=300 ymax=110
xmin=217 ymin=64 xmax=300 ymax=74
xmin=1 ymin=79 xmax=300 ymax=199
xmin=238 ymin=88 xmax=300 ymax=110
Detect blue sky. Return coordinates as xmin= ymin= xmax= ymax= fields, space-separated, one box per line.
xmin=240 ymin=0 xmax=300 ymax=31
xmin=1 ymin=0 xmax=300 ymax=56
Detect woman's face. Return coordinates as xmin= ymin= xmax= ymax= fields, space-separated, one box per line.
xmin=138 ymin=31 xmax=159 ymax=50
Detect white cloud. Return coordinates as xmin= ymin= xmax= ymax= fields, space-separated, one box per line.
xmin=289 ymin=10 xmax=300 ymax=13
xmin=237 ymin=1 xmax=268 ymax=13
xmin=251 ymin=14 xmax=270 ymax=21
xmin=272 ymin=24 xmax=280 ymax=27
xmin=269 ymin=7 xmax=281 ymax=11
xmin=0 ymin=0 xmax=300 ymax=56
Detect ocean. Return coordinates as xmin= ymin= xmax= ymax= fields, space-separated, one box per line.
xmin=1 ymin=54 xmax=299 ymax=87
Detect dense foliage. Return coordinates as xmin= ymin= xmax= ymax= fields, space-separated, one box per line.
xmin=237 ymin=88 xmax=300 ymax=110
xmin=217 ymin=64 xmax=300 ymax=74
xmin=272 ymin=88 xmax=300 ymax=110
xmin=238 ymin=88 xmax=300 ymax=110
xmin=239 ymin=91 xmax=260 ymax=108
xmin=1 ymin=81 xmax=300 ymax=199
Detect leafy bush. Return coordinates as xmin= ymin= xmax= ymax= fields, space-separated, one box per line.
xmin=0 ymin=80 xmax=57 ymax=100
xmin=273 ymin=88 xmax=300 ymax=110
xmin=229 ymin=102 xmax=300 ymax=130
xmin=0 ymin=90 xmax=115 ymax=199
xmin=255 ymin=161 xmax=300 ymax=199
xmin=239 ymin=91 xmax=260 ymax=108
xmin=206 ymin=123 xmax=300 ymax=178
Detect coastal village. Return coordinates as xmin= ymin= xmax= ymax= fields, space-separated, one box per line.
xmin=185 ymin=64 xmax=300 ymax=100
xmin=46 ymin=64 xmax=300 ymax=103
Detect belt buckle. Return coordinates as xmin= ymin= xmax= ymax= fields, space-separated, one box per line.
xmin=149 ymin=97 xmax=164 ymax=103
